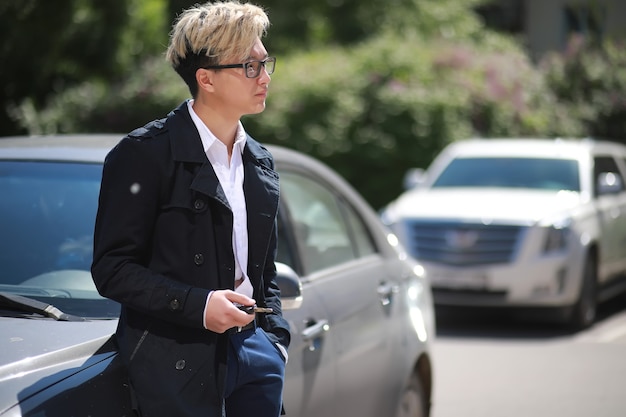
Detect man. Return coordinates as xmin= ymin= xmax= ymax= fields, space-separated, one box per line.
xmin=91 ymin=2 xmax=290 ymax=416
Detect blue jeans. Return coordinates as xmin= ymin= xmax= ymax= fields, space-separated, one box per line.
xmin=225 ymin=327 xmax=286 ymax=417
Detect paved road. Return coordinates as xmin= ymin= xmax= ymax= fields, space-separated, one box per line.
xmin=430 ymin=296 xmax=626 ymax=417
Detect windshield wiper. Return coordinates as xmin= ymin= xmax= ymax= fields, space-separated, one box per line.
xmin=0 ymin=292 xmax=85 ymax=321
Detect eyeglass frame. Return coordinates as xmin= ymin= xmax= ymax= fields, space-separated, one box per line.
xmin=201 ymin=56 xmax=276 ymax=78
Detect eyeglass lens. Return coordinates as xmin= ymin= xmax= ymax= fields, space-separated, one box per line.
xmin=245 ymin=58 xmax=275 ymax=78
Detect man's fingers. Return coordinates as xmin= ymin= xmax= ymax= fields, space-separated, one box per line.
xmin=224 ymin=291 xmax=255 ymax=307
xmin=203 ymin=290 xmax=256 ymax=332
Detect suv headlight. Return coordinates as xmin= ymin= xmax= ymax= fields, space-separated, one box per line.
xmin=542 ymin=219 xmax=571 ymax=253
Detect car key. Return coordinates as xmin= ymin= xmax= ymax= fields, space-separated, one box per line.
xmin=237 ymin=304 xmax=273 ymax=314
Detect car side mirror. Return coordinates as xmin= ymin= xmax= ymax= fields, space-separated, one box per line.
xmin=597 ymin=172 xmax=623 ymax=195
xmin=403 ymin=168 xmax=425 ymax=190
xmin=275 ymin=262 xmax=303 ymax=310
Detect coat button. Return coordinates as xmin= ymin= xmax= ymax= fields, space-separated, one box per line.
xmin=175 ymin=359 xmax=186 ymax=370
xmin=169 ymin=298 xmax=180 ymax=311
xmin=194 ymin=253 xmax=204 ymax=265
xmin=193 ymin=199 xmax=205 ymax=211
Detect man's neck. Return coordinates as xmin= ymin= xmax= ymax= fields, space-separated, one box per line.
xmin=192 ymin=99 xmax=239 ymax=156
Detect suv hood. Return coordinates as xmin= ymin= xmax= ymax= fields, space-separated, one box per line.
xmin=384 ymin=188 xmax=581 ymax=224
xmin=0 ymin=318 xmax=118 ymax=414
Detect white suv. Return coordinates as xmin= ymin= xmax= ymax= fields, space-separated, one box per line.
xmin=381 ymin=138 xmax=626 ymax=329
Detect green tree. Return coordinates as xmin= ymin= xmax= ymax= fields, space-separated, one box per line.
xmin=0 ymin=0 xmax=168 ymax=136
xmin=0 ymin=0 xmax=129 ymax=135
xmin=242 ymin=33 xmax=578 ymax=208
xmin=542 ymin=36 xmax=626 ymax=143
xmin=14 ymin=0 xmax=623 ymax=209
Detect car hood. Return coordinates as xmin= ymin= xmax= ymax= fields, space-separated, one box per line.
xmin=384 ymin=188 xmax=582 ymax=224
xmin=0 ymin=317 xmax=118 ymax=413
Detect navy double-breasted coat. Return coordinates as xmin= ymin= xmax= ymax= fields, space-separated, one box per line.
xmin=91 ymin=101 xmax=291 ymax=416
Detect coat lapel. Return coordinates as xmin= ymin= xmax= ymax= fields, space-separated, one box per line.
xmin=166 ymin=102 xmax=230 ymax=209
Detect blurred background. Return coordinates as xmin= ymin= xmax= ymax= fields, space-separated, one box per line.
xmin=1 ymin=0 xmax=625 ymax=210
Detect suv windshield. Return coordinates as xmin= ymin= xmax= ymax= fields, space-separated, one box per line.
xmin=0 ymin=160 xmax=119 ymax=318
xmin=432 ymin=157 xmax=581 ymax=191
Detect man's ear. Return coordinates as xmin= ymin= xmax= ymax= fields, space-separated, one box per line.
xmin=196 ymin=68 xmax=215 ymax=93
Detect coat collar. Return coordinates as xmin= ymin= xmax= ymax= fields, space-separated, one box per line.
xmin=166 ymin=101 xmax=210 ymax=164
xmin=166 ymin=101 xmax=273 ymax=166
xmin=166 ymin=101 xmax=278 ymax=209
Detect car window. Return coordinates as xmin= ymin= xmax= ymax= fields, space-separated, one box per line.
xmin=0 ymin=160 xmax=119 ymax=318
xmin=279 ymin=171 xmax=375 ymax=274
xmin=432 ymin=157 xmax=581 ymax=191
xmin=594 ymin=156 xmax=625 ymax=195
xmin=276 ymin=211 xmax=298 ymax=271
xmin=341 ymin=198 xmax=376 ymax=257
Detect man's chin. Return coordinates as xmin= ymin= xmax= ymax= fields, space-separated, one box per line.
xmin=248 ymin=103 xmax=267 ymax=115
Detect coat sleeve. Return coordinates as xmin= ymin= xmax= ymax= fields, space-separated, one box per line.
xmin=91 ymin=135 xmax=209 ymax=328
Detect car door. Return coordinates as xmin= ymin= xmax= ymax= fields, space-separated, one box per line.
xmin=278 ymin=168 xmax=397 ymax=417
xmin=276 ymin=204 xmax=337 ymax=417
xmin=593 ymin=155 xmax=626 ymax=280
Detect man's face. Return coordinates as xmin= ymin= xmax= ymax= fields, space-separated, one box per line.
xmin=211 ymin=37 xmax=272 ymax=119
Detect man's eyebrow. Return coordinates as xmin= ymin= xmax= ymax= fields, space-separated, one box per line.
xmin=247 ymin=53 xmax=269 ymax=61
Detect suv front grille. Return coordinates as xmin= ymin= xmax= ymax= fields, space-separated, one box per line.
xmin=404 ymin=221 xmax=523 ymax=266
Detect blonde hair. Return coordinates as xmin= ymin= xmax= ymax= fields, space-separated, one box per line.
xmin=166 ymin=1 xmax=270 ymax=96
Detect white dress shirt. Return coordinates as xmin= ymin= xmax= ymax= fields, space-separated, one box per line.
xmin=188 ymin=101 xmax=253 ymax=317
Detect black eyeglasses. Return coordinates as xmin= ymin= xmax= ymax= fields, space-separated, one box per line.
xmin=202 ymin=57 xmax=276 ymax=78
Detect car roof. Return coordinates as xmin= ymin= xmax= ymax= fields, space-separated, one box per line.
xmin=0 ymin=134 xmax=322 ymax=166
xmin=0 ymin=135 xmax=345 ymax=176
xmin=0 ymin=134 xmax=123 ymax=163
xmin=443 ymin=138 xmax=626 ymax=159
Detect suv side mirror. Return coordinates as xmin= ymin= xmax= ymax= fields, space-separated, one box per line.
xmin=597 ymin=172 xmax=623 ymax=195
xmin=275 ymin=262 xmax=303 ymax=310
xmin=403 ymin=168 xmax=426 ymax=190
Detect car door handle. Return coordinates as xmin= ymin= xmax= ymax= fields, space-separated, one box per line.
xmin=301 ymin=319 xmax=330 ymax=351
xmin=377 ymin=282 xmax=399 ymax=306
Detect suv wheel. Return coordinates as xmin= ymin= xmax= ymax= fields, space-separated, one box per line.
xmin=569 ymin=255 xmax=597 ymax=330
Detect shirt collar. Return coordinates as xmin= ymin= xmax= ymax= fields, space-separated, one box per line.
xmin=187 ymin=99 xmax=247 ymax=155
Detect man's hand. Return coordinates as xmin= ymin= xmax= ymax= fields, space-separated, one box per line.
xmin=204 ymin=290 xmax=256 ymax=333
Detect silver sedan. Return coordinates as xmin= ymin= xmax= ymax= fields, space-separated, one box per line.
xmin=0 ymin=135 xmax=435 ymax=417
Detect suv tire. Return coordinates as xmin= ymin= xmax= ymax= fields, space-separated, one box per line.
xmin=569 ymin=255 xmax=597 ymax=330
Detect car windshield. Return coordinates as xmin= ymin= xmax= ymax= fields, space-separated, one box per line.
xmin=0 ymin=160 xmax=119 ymax=318
xmin=431 ymin=157 xmax=581 ymax=191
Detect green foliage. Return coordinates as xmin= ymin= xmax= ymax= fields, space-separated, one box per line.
xmin=243 ymin=34 xmax=577 ymax=208
xmin=406 ymin=0 xmax=488 ymax=40
xmin=13 ymin=57 xmax=187 ymax=135
xmin=0 ymin=0 xmax=129 ymax=134
xmin=254 ymin=0 xmax=493 ymax=52
xmin=256 ymin=0 xmax=409 ymax=50
xmin=13 ymin=31 xmax=587 ymax=209
xmin=116 ymin=0 xmax=169 ymax=70
xmin=8 ymin=0 xmax=626 ymax=209
xmin=542 ymin=36 xmax=626 ymax=142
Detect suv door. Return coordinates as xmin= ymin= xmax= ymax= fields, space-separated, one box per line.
xmin=593 ymin=155 xmax=626 ymax=281
xmin=278 ymin=169 xmax=397 ymax=417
